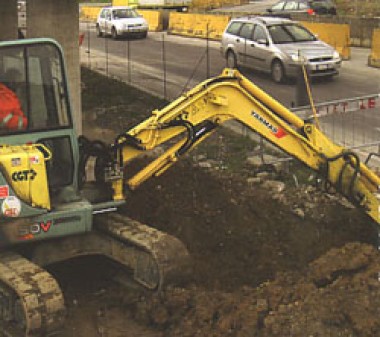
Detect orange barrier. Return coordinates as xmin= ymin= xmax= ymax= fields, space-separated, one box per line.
xmin=369 ymin=29 xmax=380 ymax=68
xmin=168 ymin=12 xmax=230 ymax=40
xmin=191 ymin=0 xmax=242 ymax=10
xmin=113 ymin=0 xmax=128 ymax=5
xmin=300 ymin=21 xmax=351 ymax=60
xmin=139 ymin=10 xmax=163 ymax=32
xmin=80 ymin=6 xmax=103 ymax=22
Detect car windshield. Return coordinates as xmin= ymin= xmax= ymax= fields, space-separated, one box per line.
xmin=112 ymin=8 xmax=139 ymax=19
xmin=268 ymin=23 xmax=317 ymax=44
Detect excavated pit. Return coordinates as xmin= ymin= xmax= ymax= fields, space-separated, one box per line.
xmin=56 ymin=68 xmax=380 ymax=337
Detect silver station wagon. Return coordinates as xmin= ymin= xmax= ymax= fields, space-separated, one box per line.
xmin=220 ymin=16 xmax=342 ymax=83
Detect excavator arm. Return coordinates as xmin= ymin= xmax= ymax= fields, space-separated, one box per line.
xmin=109 ymin=69 xmax=380 ymax=224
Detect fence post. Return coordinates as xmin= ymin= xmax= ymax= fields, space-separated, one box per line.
xmin=206 ymin=23 xmax=210 ymax=78
xmin=162 ymin=33 xmax=167 ymax=100
xmin=86 ymin=21 xmax=91 ymax=69
xmin=126 ymin=28 xmax=131 ymax=83
xmin=105 ymin=22 xmax=109 ymax=76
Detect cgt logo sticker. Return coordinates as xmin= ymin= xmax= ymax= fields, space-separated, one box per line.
xmin=12 ymin=169 xmax=37 ymax=182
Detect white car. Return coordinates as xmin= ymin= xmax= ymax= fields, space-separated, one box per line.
xmin=96 ymin=6 xmax=149 ymax=39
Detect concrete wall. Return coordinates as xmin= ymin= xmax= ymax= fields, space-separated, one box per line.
xmin=0 ymin=0 xmax=18 ymax=40
xmin=27 ymin=0 xmax=82 ymax=135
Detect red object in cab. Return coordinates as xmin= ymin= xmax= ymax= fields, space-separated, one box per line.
xmin=0 ymin=83 xmax=27 ymax=130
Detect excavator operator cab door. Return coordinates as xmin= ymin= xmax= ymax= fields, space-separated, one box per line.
xmin=0 ymin=39 xmax=79 ymax=206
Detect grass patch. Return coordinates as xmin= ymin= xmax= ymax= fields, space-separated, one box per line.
xmin=81 ymin=67 xmax=168 ymax=112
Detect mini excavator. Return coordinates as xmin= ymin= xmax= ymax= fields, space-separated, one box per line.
xmin=0 ymin=39 xmax=379 ymax=337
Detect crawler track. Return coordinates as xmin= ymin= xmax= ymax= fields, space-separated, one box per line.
xmin=31 ymin=213 xmax=191 ymax=290
xmin=96 ymin=213 xmax=191 ymax=289
xmin=0 ymin=252 xmax=65 ymax=337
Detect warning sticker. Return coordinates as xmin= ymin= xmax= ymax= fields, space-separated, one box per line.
xmin=0 ymin=185 xmax=9 ymax=199
xmin=2 ymin=196 xmax=21 ymax=217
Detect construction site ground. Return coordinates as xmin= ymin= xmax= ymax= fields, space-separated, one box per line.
xmin=58 ymin=68 xmax=380 ymax=337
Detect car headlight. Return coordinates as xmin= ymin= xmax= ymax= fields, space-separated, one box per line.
xmin=290 ymin=54 xmax=300 ymax=62
xmin=333 ymin=51 xmax=341 ymax=59
xmin=290 ymin=54 xmax=307 ymax=63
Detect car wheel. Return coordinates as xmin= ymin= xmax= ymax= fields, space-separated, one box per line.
xmin=96 ymin=25 xmax=103 ymax=37
xmin=226 ymin=50 xmax=237 ymax=69
xmin=111 ymin=27 xmax=118 ymax=40
xmin=271 ymin=60 xmax=285 ymax=83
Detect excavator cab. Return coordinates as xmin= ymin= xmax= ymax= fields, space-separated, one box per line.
xmin=0 ymin=39 xmax=94 ymax=246
xmin=0 ymin=39 xmax=77 ymax=199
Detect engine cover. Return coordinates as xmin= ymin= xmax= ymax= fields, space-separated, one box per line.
xmin=0 ymin=144 xmax=51 ymax=211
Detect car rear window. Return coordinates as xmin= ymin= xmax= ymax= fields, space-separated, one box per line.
xmin=310 ymin=0 xmax=335 ymax=8
xmin=271 ymin=1 xmax=285 ymax=10
xmin=284 ymin=1 xmax=298 ymax=10
xmin=311 ymin=0 xmax=334 ymax=5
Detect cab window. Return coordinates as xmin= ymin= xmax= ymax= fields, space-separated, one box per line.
xmin=0 ymin=43 xmax=71 ymax=135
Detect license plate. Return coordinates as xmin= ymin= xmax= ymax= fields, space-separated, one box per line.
xmin=317 ymin=64 xmax=328 ymax=70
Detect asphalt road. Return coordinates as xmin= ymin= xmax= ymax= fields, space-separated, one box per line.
xmin=80 ymin=23 xmax=379 ymax=103
xmin=80 ymin=23 xmax=380 ymax=153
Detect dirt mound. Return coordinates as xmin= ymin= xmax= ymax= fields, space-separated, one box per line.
xmin=125 ymin=242 xmax=380 ymax=337
xmin=119 ymin=159 xmax=380 ymax=337
xmin=122 ymin=159 xmax=376 ymax=290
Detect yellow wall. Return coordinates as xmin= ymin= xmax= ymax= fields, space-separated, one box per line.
xmin=300 ymin=21 xmax=351 ymax=60
xmin=369 ymin=29 xmax=380 ymax=68
xmin=169 ymin=12 xmax=230 ymax=40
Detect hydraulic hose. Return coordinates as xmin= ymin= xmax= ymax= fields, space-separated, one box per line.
xmin=78 ymin=135 xmax=112 ymax=187
xmin=321 ymin=151 xmax=362 ymax=204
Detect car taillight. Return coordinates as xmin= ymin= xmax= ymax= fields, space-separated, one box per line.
xmin=307 ymin=8 xmax=315 ymax=15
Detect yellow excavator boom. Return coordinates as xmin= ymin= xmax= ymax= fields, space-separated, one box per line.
xmin=111 ymin=69 xmax=380 ymax=224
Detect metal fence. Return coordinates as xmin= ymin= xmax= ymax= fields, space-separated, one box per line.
xmin=292 ymin=94 xmax=380 ymax=148
xmin=80 ymin=22 xmax=220 ymax=101
xmin=225 ymin=94 xmax=380 ymax=169
xmin=80 ymin=24 xmax=380 ymax=168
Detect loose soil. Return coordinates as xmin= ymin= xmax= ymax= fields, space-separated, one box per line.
xmin=58 ymin=68 xmax=380 ymax=337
